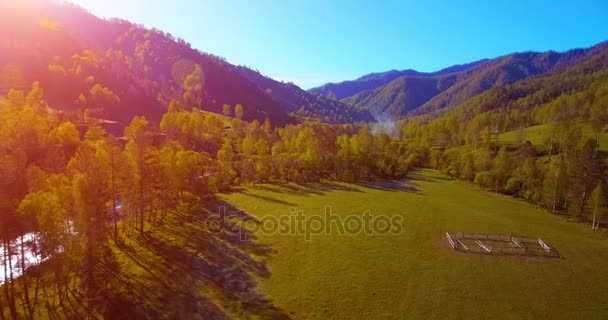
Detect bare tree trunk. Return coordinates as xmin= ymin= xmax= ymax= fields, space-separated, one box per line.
xmin=111 ymin=150 xmax=118 ymax=243
xmin=552 ymin=167 xmax=559 ymax=214
xmin=0 ymin=283 xmax=5 ymax=320
xmin=19 ymin=235 xmax=32 ymax=319
xmin=139 ymin=148 xmax=145 ymax=236
xmin=3 ymin=239 xmax=17 ymax=320
xmin=574 ymin=172 xmax=587 ymax=222
xmin=592 ymin=204 xmax=598 ymax=230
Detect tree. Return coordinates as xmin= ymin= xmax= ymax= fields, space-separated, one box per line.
xmin=90 ymin=84 xmax=120 ymax=108
xmin=104 ymin=135 xmax=123 ymax=242
xmin=123 ymin=117 xmax=153 ymax=235
xmin=68 ymin=139 xmax=114 ymax=315
xmin=222 ymin=104 xmax=231 ymax=116
xmin=183 ymin=64 xmax=204 ymax=108
xmin=475 ymin=171 xmax=495 ymax=190
xmin=234 ymin=104 xmax=244 ymax=119
xmin=26 ymin=81 xmax=48 ymax=114
xmin=53 ymin=122 xmax=80 ymax=147
xmin=543 ymin=155 xmax=567 ymax=214
xmin=18 ymin=190 xmax=66 ymax=316
xmin=570 ymin=138 xmax=602 ymax=219
xmin=590 ymin=181 xmax=606 ymax=230
xmin=521 ymin=158 xmax=543 ymax=203
xmin=461 ymin=152 xmax=475 ymax=183
xmin=493 ymin=146 xmax=510 ymax=192
xmin=216 ymin=138 xmax=237 ymax=190
xmin=589 ymin=100 xmax=606 ymax=147
xmin=335 ymin=135 xmax=353 ymax=181
xmin=255 ymin=139 xmax=271 ymax=181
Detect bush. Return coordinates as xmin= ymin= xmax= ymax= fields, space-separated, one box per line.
xmin=474 ymin=171 xmax=495 ymax=190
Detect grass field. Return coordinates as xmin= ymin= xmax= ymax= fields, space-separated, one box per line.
xmin=221 ymin=169 xmax=608 ymax=319
xmin=11 ymin=170 xmax=607 ymax=319
xmin=495 ymin=122 xmax=608 ymax=151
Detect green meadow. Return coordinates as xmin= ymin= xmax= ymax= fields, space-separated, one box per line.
xmin=221 ymin=169 xmax=608 ymax=319
xmin=11 ymin=169 xmax=608 ymax=319
xmin=495 ymin=122 xmax=608 ymax=151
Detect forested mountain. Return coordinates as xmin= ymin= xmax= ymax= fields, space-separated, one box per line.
xmin=308 ymin=59 xmax=486 ymax=100
xmin=235 ymin=67 xmax=373 ymax=123
xmin=312 ymin=43 xmax=608 ymax=120
xmin=389 ymin=41 xmax=608 ymax=227
xmin=342 ymin=74 xmax=459 ymax=119
xmin=414 ymin=42 xmax=608 ymax=134
xmin=0 ymin=0 xmax=364 ymax=127
xmin=411 ymin=43 xmax=608 ymax=116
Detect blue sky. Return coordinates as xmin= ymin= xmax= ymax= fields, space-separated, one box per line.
xmin=68 ymin=0 xmax=608 ymax=89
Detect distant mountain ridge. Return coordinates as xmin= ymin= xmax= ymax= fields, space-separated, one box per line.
xmin=308 ymin=59 xmax=488 ymax=100
xmin=311 ymin=43 xmax=608 ymax=119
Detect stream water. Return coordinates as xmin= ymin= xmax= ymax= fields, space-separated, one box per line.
xmin=0 ymin=232 xmax=44 ymax=284
xmin=0 ymin=202 xmax=122 ymax=285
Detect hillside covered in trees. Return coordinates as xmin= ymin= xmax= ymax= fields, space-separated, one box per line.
xmin=309 ymin=59 xmax=487 ymax=100
xmin=397 ymin=41 xmax=608 ymax=226
xmin=311 ymin=43 xmax=608 ymax=120
xmin=0 ymin=0 xmax=373 ymax=128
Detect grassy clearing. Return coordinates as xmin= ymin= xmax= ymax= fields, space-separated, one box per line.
xmin=9 ymin=169 xmax=608 ymax=319
xmin=221 ymin=169 xmax=608 ymax=319
xmin=495 ymin=122 xmax=608 ymax=151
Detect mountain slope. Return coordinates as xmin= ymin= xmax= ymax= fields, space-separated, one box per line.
xmin=236 ymin=67 xmax=373 ymax=123
xmin=308 ymin=59 xmax=486 ymax=100
xmin=327 ymin=43 xmax=608 ymax=119
xmin=438 ymin=44 xmax=608 ymax=122
xmin=342 ymin=74 xmax=458 ymax=118
xmin=0 ymin=1 xmax=357 ymax=127
xmin=412 ymin=44 xmax=608 ymax=116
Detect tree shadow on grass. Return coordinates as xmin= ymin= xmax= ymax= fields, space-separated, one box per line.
xmin=238 ymin=192 xmax=297 ymax=206
xmin=103 ymin=196 xmax=290 ymax=319
xmin=407 ymin=172 xmax=453 ymax=183
xmin=356 ymin=179 xmax=422 ymax=193
xmin=250 ymin=181 xmax=362 ymax=197
xmin=250 ymin=179 xmax=421 ymax=196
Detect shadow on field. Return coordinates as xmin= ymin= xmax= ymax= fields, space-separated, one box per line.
xmin=356 ymin=180 xmax=421 ymax=193
xmin=408 ymin=173 xmax=453 ymax=183
xmin=239 ymin=191 xmax=298 ymax=206
xmin=250 ymin=182 xmax=362 ymax=197
xmin=248 ymin=178 xmax=424 ymax=198
xmin=98 ymin=197 xmax=290 ymax=320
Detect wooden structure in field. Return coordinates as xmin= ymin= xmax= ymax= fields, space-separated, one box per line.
xmin=445 ymin=232 xmax=562 ymax=258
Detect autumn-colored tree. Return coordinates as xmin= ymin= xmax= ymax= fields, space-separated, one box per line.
xmin=234 ymin=103 xmax=244 ymax=119
xmin=183 ymin=64 xmax=204 ymax=108
xmin=222 ymin=104 xmax=231 ymax=116
xmin=122 ymin=116 xmax=154 ymax=235
xmin=68 ymin=137 xmax=114 ymax=314
xmin=216 ymin=138 xmax=237 ymax=190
